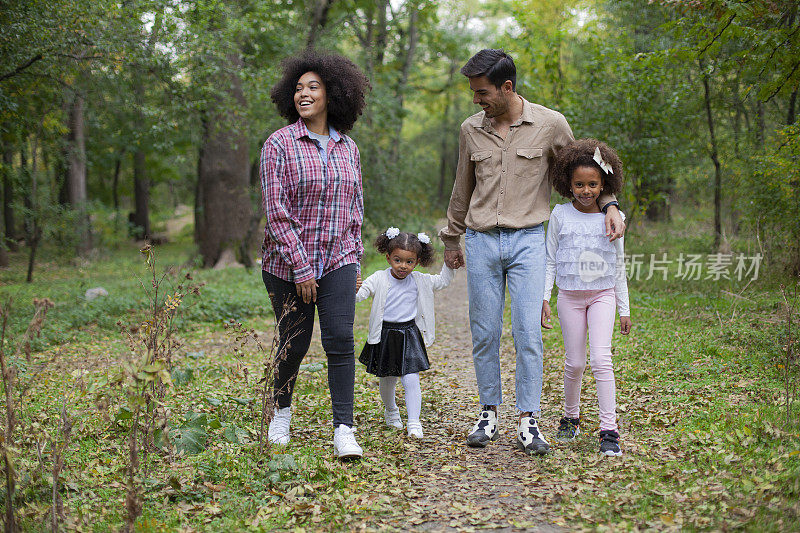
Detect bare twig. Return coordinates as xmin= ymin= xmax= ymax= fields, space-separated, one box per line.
xmin=0 ymin=300 xmax=17 ymax=533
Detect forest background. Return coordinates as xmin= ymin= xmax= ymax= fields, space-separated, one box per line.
xmin=1 ymin=0 xmax=799 ymax=273
xmin=1 ymin=0 xmax=800 ymax=531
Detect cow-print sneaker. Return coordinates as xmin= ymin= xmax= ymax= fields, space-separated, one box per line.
xmin=466 ymin=406 xmax=499 ymax=447
xmin=516 ymin=415 xmax=550 ymax=455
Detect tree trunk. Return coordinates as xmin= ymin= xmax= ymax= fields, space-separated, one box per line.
xmin=1 ymin=146 xmax=16 ymax=252
xmin=112 ymin=148 xmax=124 ymax=213
xmin=66 ymin=90 xmax=92 ymax=255
xmin=26 ymin=132 xmax=40 ymax=282
xmin=306 ymin=0 xmax=336 ymax=48
xmin=132 ymin=148 xmax=150 ymax=239
xmin=701 ymin=65 xmax=722 ymax=251
xmin=390 ymin=5 xmax=419 ymax=165
xmin=788 ymin=86 xmax=798 ymax=125
xmin=756 ymin=99 xmax=765 ymax=149
xmin=196 ymin=55 xmax=250 ymax=268
xmin=374 ymin=0 xmax=390 ymax=66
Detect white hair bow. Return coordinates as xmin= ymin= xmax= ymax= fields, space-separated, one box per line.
xmin=417 ymin=232 xmax=430 ymax=244
xmin=593 ymin=147 xmax=613 ymax=175
xmin=385 ymin=227 xmax=400 ymax=239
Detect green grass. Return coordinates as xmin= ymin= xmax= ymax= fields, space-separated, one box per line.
xmin=1 ymin=213 xmax=799 ymax=531
xmin=532 ymin=213 xmax=800 ymax=530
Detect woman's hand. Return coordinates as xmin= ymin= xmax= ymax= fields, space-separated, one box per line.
xmin=620 ymin=316 xmax=632 ymax=335
xmin=541 ymin=300 xmax=553 ymax=329
xmin=295 ymin=278 xmax=319 ymax=304
xmin=356 ymin=274 xmax=362 ymax=291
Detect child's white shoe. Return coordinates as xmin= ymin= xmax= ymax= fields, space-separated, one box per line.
xmin=333 ymin=424 xmax=363 ymax=460
xmin=384 ymin=407 xmax=403 ymax=429
xmin=267 ymin=406 xmax=291 ymax=445
xmin=407 ymin=420 xmax=423 ymax=438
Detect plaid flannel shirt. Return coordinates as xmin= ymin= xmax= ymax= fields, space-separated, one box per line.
xmin=260 ymin=119 xmax=364 ymax=283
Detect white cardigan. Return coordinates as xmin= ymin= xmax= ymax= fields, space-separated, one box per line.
xmin=357 ymin=264 xmax=454 ymax=346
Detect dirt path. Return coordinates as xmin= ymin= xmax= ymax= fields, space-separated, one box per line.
xmin=381 ymin=267 xmax=563 ymax=532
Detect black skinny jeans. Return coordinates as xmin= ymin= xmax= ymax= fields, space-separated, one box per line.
xmin=262 ymin=264 xmax=357 ymax=427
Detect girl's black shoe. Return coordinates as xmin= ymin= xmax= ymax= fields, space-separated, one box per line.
xmin=599 ymin=429 xmax=623 ymax=456
xmin=555 ymin=416 xmax=580 ymax=442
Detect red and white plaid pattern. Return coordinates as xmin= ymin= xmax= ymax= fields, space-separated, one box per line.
xmin=260 ymin=119 xmax=364 ymax=283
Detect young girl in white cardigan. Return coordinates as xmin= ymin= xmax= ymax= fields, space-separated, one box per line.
xmin=356 ymin=228 xmax=453 ymax=438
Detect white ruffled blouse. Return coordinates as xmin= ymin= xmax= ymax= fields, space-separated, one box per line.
xmin=544 ymin=202 xmax=630 ymax=316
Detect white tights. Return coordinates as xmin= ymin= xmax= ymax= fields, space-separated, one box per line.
xmin=379 ymin=373 xmax=421 ymax=423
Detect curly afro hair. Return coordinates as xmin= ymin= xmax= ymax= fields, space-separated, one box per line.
xmin=551 ymin=138 xmax=624 ymax=199
xmin=374 ymin=232 xmax=435 ymax=268
xmin=270 ymin=51 xmax=370 ymax=134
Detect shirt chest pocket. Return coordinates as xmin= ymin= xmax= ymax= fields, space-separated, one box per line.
xmin=470 ymin=150 xmax=493 ymax=181
xmin=514 ymin=148 xmax=543 ymax=180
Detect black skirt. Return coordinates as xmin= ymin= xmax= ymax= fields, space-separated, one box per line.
xmin=359 ymin=320 xmax=430 ymax=377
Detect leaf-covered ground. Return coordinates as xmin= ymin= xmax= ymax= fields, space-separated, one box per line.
xmin=3 ymin=218 xmax=800 ymax=531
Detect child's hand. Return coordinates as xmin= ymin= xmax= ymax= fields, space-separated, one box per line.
xmin=356 ymin=274 xmax=362 ymax=291
xmin=620 ymin=316 xmax=632 ymax=335
xmin=541 ymin=301 xmax=553 ymax=329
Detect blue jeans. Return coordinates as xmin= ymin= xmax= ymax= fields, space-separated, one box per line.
xmin=465 ymin=226 xmax=545 ymax=414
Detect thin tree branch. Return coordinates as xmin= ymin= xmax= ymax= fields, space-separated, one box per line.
xmin=766 ymin=58 xmax=800 ymax=102
xmin=0 ymin=54 xmax=44 ymax=82
xmin=696 ymin=13 xmax=736 ymax=58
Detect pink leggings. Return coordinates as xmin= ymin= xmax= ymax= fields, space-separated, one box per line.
xmin=556 ymin=288 xmax=617 ymax=431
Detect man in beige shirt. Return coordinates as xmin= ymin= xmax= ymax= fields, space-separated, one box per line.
xmin=439 ymin=49 xmax=624 ymax=455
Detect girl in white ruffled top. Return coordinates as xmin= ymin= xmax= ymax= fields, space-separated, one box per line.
xmin=541 ymin=139 xmax=632 ymax=457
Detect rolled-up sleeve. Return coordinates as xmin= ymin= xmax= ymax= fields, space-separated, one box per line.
xmin=439 ymin=125 xmax=475 ymax=250
xmin=351 ymin=144 xmax=364 ymax=268
xmin=261 ymin=139 xmax=313 ymax=282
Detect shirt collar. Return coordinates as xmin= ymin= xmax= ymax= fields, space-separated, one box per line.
xmin=479 ymin=95 xmax=535 ymax=129
xmin=292 ymin=118 xmax=342 ymax=142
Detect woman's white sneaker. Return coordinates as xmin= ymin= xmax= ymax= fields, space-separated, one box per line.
xmin=407 ymin=420 xmax=423 ymax=438
xmin=384 ymin=407 xmax=403 ymax=429
xmin=267 ymin=406 xmax=291 ymax=445
xmin=333 ymin=424 xmax=363 ymax=460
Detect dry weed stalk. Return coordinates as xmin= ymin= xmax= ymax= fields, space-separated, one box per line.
xmin=50 ymin=407 xmax=73 ymax=533
xmin=779 ymin=276 xmax=799 ymax=425
xmin=1 ymin=297 xmax=57 ymax=533
xmin=0 ymin=300 xmax=17 ymax=533
xmin=225 ymin=298 xmax=303 ymax=454
xmin=111 ymin=245 xmax=201 ymax=532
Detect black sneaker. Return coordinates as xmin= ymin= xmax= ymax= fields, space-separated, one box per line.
xmin=466 ymin=407 xmax=499 ymax=447
xmin=516 ymin=415 xmax=550 ymax=455
xmin=556 ymin=416 xmax=580 ymax=442
xmin=599 ymin=429 xmax=622 ymax=457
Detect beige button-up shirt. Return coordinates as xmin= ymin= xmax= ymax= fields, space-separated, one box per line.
xmin=439 ymin=96 xmax=615 ymax=250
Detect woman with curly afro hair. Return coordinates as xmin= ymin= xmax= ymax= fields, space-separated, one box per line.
xmin=542 ymin=138 xmax=632 ymax=457
xmin=259 ymin=51 xmax=370 ymax=460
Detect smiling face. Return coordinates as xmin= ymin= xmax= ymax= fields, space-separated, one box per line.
xmin=468 ymin=76 xmax=511 ymax=119
xmin=294 ymin=71 xmax=327 ymax=125
xmin=571 ymin=165 xmax=604 ymax=213
xmin=386 ymin=247 xmax=419 ymax=280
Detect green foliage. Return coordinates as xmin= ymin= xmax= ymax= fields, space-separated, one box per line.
xmin=740 ymin=125 xmax=800 ymax=272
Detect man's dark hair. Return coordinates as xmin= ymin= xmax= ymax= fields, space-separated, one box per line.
xmin=270 ymin=51 xmax=370 ymax=133
xmin=460 ymin=49 xmax=516 ymax=90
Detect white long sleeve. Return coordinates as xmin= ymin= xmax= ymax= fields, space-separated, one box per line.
xmin=425 ymin=263 xmax=454 ymax=291
xmin=356 ymin=270 xmax=380 ymax=303
xmin=543 ymin=208 xmax=561 ymax=302
xmin=613 ymin=237 xmax=630 ymax=316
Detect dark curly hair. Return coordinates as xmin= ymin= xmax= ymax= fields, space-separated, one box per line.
xmin=270 ymin=51 xmax=370 ymax=133
xmin=551 ymin=138 xmax=624 ymax=199
xmin=374 ymin=231 xmax=434 ymax=268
